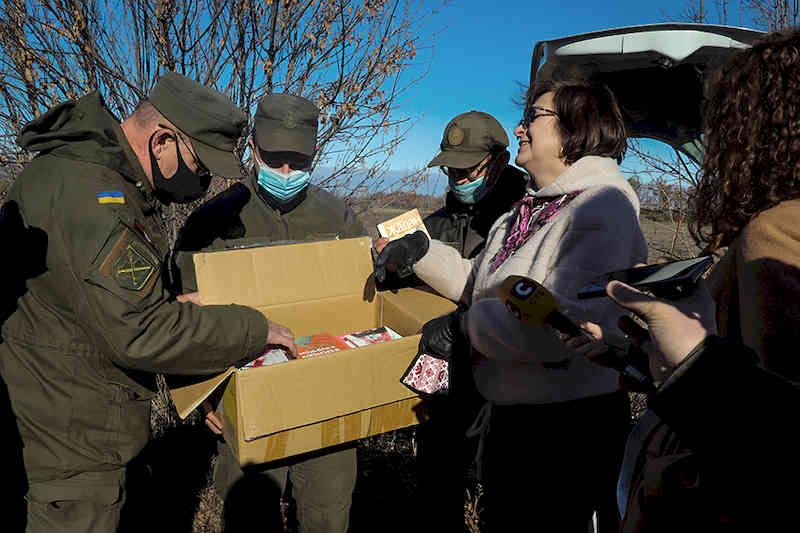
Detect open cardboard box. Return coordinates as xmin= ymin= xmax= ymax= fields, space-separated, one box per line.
xmin=169 ymin=237 xmax=456 ymax=466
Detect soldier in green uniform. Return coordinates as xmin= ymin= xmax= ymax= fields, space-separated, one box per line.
xmin=0 ymin=72 xmax=297 ymax=532
xmin=374 ymin=111 xmax=527 ymax=531
xmin=173 ymin=93 xmax=366 ymax=533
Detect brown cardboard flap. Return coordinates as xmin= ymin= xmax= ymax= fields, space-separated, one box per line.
xmin=169 ymin=367 xmax=235 ymax=419
xmin=237 ymin=336 xmax=420 ymax=441
xmin=382 ymin=287 xmax=458 ymax=334
xmin=234 ymin=397 xmax=423 ymax=466
xmin=194 ymin=237 xmax=374 ymax=307
xmin=255 ymin=295 xmax=381 ymax=338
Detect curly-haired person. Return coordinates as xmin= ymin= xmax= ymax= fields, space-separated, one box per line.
xmin=692 ymin=28 xmax=800 ymax=382
xmin=617 ymin=29 xmax=800 ymax=533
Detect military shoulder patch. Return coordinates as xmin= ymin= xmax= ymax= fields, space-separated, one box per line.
xmin=98 ymin=226 xmax=160 ymax=292
xmin=113 ymin=243 xmax=156 ymax=290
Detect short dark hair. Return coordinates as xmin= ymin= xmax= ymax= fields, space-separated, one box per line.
xmin=528 ymin=79 xmax=627 ymax=164
xmin=131 ymin=100 xmax=164 ymax=128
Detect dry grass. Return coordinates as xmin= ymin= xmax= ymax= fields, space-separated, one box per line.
xmin=143 ymin=214 xmax=696 ymax=533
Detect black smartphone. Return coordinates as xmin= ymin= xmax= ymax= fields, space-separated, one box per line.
xmin=577 ymin=256 xmax=713 ymax=299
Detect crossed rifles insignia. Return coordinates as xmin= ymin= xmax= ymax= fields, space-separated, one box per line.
xmin=284 ymin=110 xmax=298 ymax=129
xmin=114 ymin=243 xmax=156 ymax=290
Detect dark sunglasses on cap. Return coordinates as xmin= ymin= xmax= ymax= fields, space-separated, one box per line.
xmin=258 ymin=149 xmax=311 ymax=171
xmin=439 ymin=158 xmax=491 ymax=181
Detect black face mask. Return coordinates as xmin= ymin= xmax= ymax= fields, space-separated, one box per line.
xmin=148 ymin=131 xmax=211 ymax=204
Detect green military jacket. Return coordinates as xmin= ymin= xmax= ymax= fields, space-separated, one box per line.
xmin=0 ymin=93 xmax=269 ymax=492
xmin=173 ymin=175 xmax=366 ymax=292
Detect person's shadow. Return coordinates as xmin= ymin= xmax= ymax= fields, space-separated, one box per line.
xmin=1 ymin=200 xmax=49 ymax=532
xmin=221 ymin=470 xmax=284 ymax=532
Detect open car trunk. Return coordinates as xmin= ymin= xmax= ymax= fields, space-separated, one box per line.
xmin=530 ymin=23 xmax=763 ymax=162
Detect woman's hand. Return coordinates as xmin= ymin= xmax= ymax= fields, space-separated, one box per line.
xmin=566 ymin=321 xmax=657 ymax=391
xmin=561 ymin=323 xmax=611 ymax=359
xmin=606 ymin=279 xmax=717 ymax=369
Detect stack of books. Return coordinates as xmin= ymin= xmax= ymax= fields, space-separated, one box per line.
xmin=239 ymin=326 xmax=403 ymax=370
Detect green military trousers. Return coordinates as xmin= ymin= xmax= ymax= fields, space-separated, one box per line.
xmin=214 ymin=440 xmax=357 ymax=533
xmin=24 ymin=470 xmax=125 ymax=533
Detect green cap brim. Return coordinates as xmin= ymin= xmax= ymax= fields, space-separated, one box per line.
xmin=427 ymin=150 xmax=488 ymax=169
xmin=192 ymin=138 xmax=242 ymax=178
xmin=254 ymin=123 xmax=316 ymax=157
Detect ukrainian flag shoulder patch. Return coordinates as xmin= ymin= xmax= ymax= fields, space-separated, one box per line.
xmin=97 ymin=191 xmax=125 ymax=204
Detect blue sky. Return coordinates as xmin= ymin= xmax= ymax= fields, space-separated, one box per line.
xmin=386 ymin=0 xmax=754 ymax=194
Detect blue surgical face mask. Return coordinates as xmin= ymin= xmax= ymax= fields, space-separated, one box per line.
xmin=451 ymin=175 xmax=490 ymax=205
xmin=256 ymin=164 xmax=311 ymax=202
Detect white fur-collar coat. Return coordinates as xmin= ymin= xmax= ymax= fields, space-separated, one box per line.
xmin=414 ymin=156 xmax=648 ymax=404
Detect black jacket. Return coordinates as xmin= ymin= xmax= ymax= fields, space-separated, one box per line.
xmin=621 ymin=335 xmax=799 ymax=532
xmin=424 ymin=165 xmax=527 ymax=259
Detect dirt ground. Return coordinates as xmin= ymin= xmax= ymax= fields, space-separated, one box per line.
xmin=144 ymin=213 xmax=698 ymax=533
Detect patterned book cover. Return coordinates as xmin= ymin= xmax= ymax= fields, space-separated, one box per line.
xmin=239 ymin=348 xmax=291 ymax=370
xmin=401 ymin=354 xmax=449 ymax=395
xmin=337 ymin=326 xmax=402 ymax=348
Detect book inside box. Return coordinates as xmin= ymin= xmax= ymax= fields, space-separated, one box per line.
xmin=241 ymin=326 xmax=404 ymax=368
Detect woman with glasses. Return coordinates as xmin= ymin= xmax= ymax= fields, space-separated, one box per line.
xmin=482 ymin=80 xmax=647 ymax=531
xmin=377 ymin=79 xmax=647 ymax=530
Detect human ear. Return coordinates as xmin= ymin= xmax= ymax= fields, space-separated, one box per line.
xmin=487 ymin=151 xmax=510 ymax=185
xmin=249 ymin=138 xmax=263 ymax=166
xmin=497 ymin=151 xmax=510 ymax=167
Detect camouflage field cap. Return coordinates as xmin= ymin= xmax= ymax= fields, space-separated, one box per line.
xmin=253 ymin=94 xmax=318 ymax=157
xmin=149 ymin=71 xmax=247 ymax=177
xmin=428 ymin=111 xmax=509 ymax=169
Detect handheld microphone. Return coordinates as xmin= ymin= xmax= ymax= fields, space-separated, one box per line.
xmin=498 ymin=275 xmax=654 ymax=391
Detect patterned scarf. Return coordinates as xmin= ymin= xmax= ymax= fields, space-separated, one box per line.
xmin=488 ymin=190 xmax=584 ymax=273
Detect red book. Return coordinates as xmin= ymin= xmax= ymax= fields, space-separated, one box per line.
xmin=295 ymin=333 xmax=352 ymax=359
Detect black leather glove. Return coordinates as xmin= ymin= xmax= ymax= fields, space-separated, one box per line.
xmin=374 ymin=231 xmax=429 ymax=283
xmin=417 ymin=309 xmax=467 ymax=362
xmin=400 ymin=309 xmax=468 ymax=396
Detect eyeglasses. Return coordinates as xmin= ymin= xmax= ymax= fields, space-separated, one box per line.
xmin=259 ymin=149 xmax=311 ymax=171
xmin=520 ymin=105 xmax=559 ymax=129
xmin=440 ymin=158 xmax=490 ymax=182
